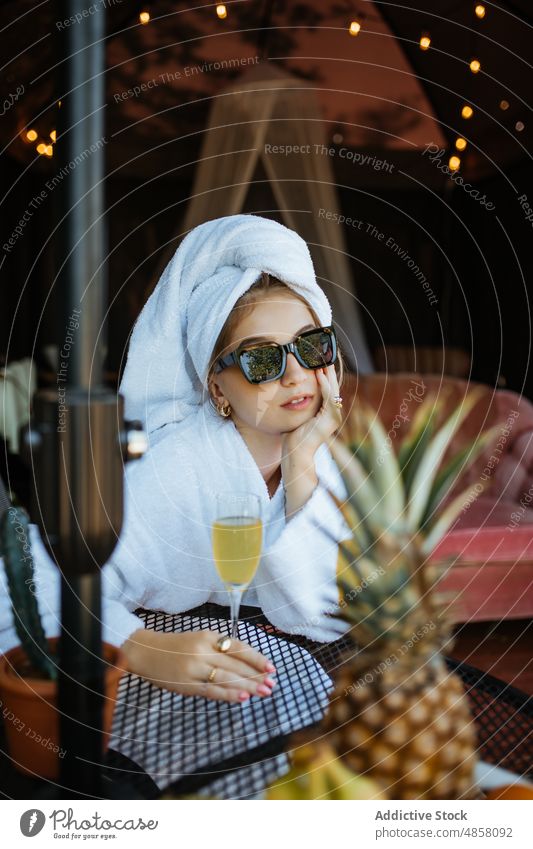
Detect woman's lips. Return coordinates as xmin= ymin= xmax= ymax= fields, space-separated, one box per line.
xmin=280 ymin=395 xmax=313 ymax=410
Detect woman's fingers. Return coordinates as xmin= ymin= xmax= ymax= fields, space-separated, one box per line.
xmin=216 ymin=653 xmax=266 ymax=684
xmin=324 ymin=364 xmax=340 ymax=397
xmin=201 ymin=635 xmax=276 ymax=698
xmin=318 ymin=366 xmax=340 ymax=407
xmin=219 ymin=654 xmax=275 ymax=689
xmin=318 ymin=368 xmax=331 ymax=401
xmin=204 ymin=663 xmax=273 ymax=697
xmin=223 ymin=639 xmax=276 ymax=674
xmin=324 ymin=367 xmax=342 ymax=419
xmin=202 ymin=684 xmax=250 ymax=703
xmin=315 ymin=370 xmax=341 ymax=432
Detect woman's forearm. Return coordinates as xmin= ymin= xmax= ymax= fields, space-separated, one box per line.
xmin=282 ymin=455 xmax=319 ymax=519
xmin=121 ymin=627 xmax=159 ymax=678
xmin=121 ymin=628 xmax=188 ymax=688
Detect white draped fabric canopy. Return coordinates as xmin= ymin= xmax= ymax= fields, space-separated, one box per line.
xmin=181 ymin=63 xmax=373 ymax=373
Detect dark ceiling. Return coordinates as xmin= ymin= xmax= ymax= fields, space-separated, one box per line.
xmin=1 ymin=1 xmax=531 ymax=181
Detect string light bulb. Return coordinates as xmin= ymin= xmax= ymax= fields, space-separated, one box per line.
xmin=26 ymin=129 xmax=38 ymax=142
xmin=515 ymin=121 xmax=525 ymax=132
xmin=216 ymin=4 xmax=227 ymax=18
xmin=349 ymin=20 xmax=361 ymax=36
xmin=36 ymin=143 xmax=47 ymax=155
xmin=455 ymin=137 xmax=467 ymax=151
xmin=44 ymin=145 xmax=53 ymax=157
xmin=50 ymin=130 xmax=57 ymax=142
xmin=470 ymin=59 xmax=481 ymax=73
xmin=499 ymin=100 xmax=509 ymax=110
xmin=419 ymin=34 xmax=431 ymax=50
xmin=449 ymin=155 xmax=461 ymax=172
xmin=461 ymin=104 xmax=473 ymax=119
xmin=474 ymin=4 xmax=486 ymax=18
xmin=139 ymin=10 xmax=150 ymax=24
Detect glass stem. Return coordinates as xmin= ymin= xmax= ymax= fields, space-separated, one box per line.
xmin=228 ymin=587 xmax=242 ymax=639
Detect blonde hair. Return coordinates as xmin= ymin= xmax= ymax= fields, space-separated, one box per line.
xmin=206 ymin=273 xmax=345 ymax=399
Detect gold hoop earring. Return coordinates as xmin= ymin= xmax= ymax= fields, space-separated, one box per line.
xmin=218 ymin=402 xmax=232 ymax=418
xmin=210 ymin=396 xmax=231 ymax=418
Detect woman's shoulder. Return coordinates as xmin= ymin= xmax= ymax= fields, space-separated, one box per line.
xmin=125 ymin=404 xmax=226 ymax=489
xmin=151 ymin=402 xmax=226 ymax=445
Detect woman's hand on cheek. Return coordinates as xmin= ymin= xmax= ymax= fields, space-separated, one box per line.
xmin=280 ymin=366 xmax=342 ymax=517
xmin=281 ymin=365 xmax=342 ymax=463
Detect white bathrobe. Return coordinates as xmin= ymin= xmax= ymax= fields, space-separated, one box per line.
xmin=0 ymin=401 xmax=352 ymax=653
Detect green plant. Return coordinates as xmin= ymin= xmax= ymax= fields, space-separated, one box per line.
xmin=0 ymin=506 xmax=57 ymax=680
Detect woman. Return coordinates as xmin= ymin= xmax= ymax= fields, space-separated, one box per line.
xmin=0 ymin=215 xmax=352 ymax=703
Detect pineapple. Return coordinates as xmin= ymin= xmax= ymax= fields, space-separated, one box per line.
xmin=319 ymin=389 xmax=498 ymax=800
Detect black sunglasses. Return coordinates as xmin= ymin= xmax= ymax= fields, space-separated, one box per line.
xmin=214 ymin=325 xmax=338 ymax=384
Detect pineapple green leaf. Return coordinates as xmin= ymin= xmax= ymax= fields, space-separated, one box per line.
xmin=348 ymin=441 xmax=372 ymax=475
xmin=397 ymin=393 xmax=440 ymax=467
xmin=318 ymin=504 xmax=384 ymax=612
xmin=406 ymin=388 xmax=484 ymax=531
xmin=421 ymin=424 xmax=500 ymax=527
xmin=328 ymin=438 xmax=386 ymax=532
xmin=398 ymin=395 xmax=443 ymax=497
xmin=354 ymin=404 xmax=406 ymax=529
xmin=420 ymin=480 xmax=487 ymax=556
xmin=326 ymin=488 xmax=372 ymax=553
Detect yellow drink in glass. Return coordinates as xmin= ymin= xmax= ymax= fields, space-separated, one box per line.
xmin=212 ymin=518 xmax=263 ymax=587
xmin=212 ymin=492 xmax=262 ymax=638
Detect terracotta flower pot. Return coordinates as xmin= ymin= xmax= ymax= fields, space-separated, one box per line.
xmin=0 ymin=637 xmax=126 ymax=780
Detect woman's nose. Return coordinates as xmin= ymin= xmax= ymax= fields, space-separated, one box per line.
xmin=281 ymin=352 xmax=307 ymax=384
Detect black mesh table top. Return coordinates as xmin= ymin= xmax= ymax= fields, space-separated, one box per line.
xmin=108 ymin=605 xmax=333 ymax=798
xmin=105 ymin=604 xmax=533 ymax=800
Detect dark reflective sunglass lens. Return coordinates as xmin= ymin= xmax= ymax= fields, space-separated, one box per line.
xmin=298 ymin=331 xmax=334 ymax=367
xmin=241 ymin=346 xmax=283 ymax=382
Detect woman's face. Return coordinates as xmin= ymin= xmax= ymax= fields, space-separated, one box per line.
xmin=209 ymin=293 xmax=324 ymax=435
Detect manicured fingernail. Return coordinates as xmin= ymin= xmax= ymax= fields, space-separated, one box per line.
xmin=239 ymin=691 xmax=250 ymax=701
xmin=264 ymin=677 xmax=276 ymax=688
xmin=257 ymin=684 xmax=272 ymax=696
xmin=265 ymin=662 xmax=276 ymax=673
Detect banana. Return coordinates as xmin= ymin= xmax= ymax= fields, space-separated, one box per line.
xmin=266 ymin=742 xmax=385 ymax=800
xmin=308 ymin=762 xmax=330 ymax=800
xmin=326 ymin=756 xmax=385 ymax=800
xmin=266 ymin=769 xmax=307 ymax=800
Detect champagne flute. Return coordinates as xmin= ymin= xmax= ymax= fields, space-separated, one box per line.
xmin=212 ymin=492 xmax=263 ymax=639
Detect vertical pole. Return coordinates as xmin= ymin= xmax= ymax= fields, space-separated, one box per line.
xmin=55 ymin=0 xmax=107 ymax=796
xmin=57 ymin=0 xmax=107 ymax=390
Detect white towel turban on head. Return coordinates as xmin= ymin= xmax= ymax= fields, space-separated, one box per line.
xmin=119 ymin=214 xmax=332 ymax=437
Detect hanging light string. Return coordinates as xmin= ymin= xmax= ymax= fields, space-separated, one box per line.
xmin=451 ymin=2 xmax=485 ymax=168
xmin=416 ymin=5 xmax=489 ymax=172
xmin=348 ymin=4 xmax=369 ymax=37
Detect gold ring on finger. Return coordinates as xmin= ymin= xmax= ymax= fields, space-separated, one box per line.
xmin=216 ymin=636 xmax=232 ymax=653
xmin=207 ymin=667 xmax=218 ymax=683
